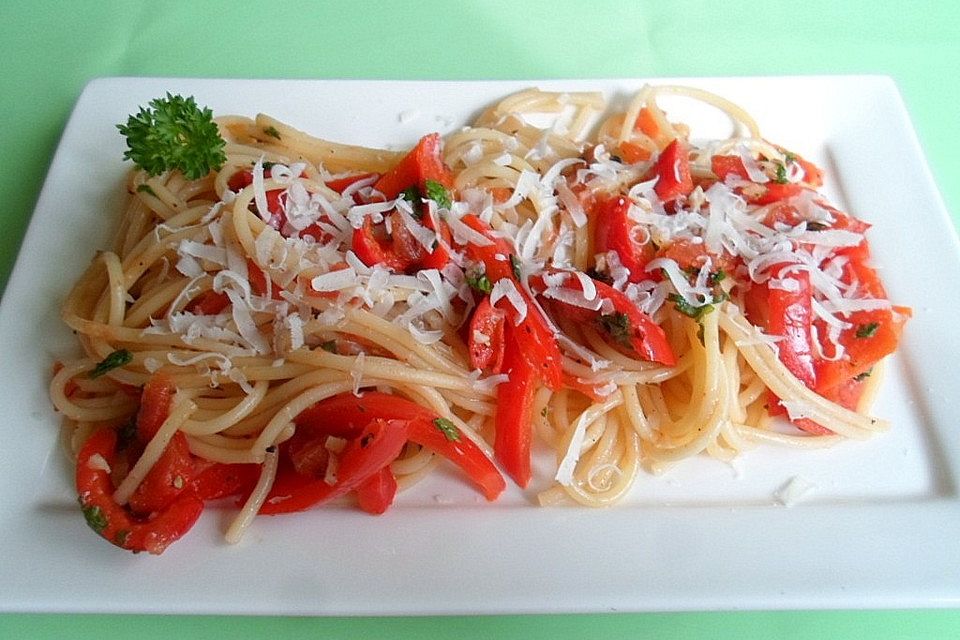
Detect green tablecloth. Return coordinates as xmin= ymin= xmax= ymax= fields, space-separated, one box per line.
xmin=1 ymin=1 xmax=958 ymax=637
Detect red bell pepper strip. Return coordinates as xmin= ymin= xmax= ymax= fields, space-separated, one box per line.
xmin=460 ymin=214 xmax=564 ymax=389
xmin=373 ymin=133 xmax=454 ymax=199
xmin=190 ymin=463 xmax=261 ymax=502
xmin=76 ymin=429 xmax=203 ymax=554
xmin=494 ymin=323 xmax=538 ymax=488
xmin=468 ymin=296 xmax=506 ymax=374
xmin=293 ymin=392 xmax=505 ymax=501
xmin=530 ymin=270 xmax=676 ymax=366
xmin=136 ymin=374 xmax=176 ymax=441
xmin=593 ymin=195 xmax=655 ymax=283
xmin=259 ymin=418 xmax=410 ymax=515
xmin=748 ymin=182 xmax=804 ymax=206
xmin=355 ymin=466 xmax=398 ymax=515
xmin=766 ymin=272 xmax=817 ymax=389
xmin=653 ymin=139 xmax=693 ymax=202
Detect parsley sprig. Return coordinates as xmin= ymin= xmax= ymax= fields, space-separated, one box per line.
xmin=117 ymin=94 xmax=227 ymax=180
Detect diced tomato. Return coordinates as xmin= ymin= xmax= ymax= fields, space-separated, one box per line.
xmin=593 ymin=195 xmax=656 ymax=283
xmin=136 ymin=374 xmax=176 ymax=441
xmin=189 ymin=463 xmax=260 ymax=502
xmin=634 ymin=107 xmax=661 ymax=138
xmin=185 ymin=290 xmax=230 ymax=315
xmin=373 ymin=133 xmax=453 ymax=199
xmin=127 ymin=431 xmax=195 ymax=516
xmin=654 ymin=139 xmax=693 ymax=202
xmin=618 ymin=141 xmax=652 ymax=164
xmin=261 ymin=418 xmax=410 ymax=515
xmin=355 ymin=466 xmax=398 ymax=515
xmin=656 ymin=237 xmax=737 ymax=277
xmin=325 ymin=172 xmax=380 ymax=195
xmin=711 ymin=155 xmax=750 ymax=181
xmin=814 ymin=306 xmax=910 ymax=393
xmin=352 ymin=217 xmax=412 ymax=271
xmin=748 ymin=182 xmax=804 ymax=206
xmin=468 ymin=296 xmax=506 ymax=374
xmin=530 ymin=270 xmax=676 ymax=366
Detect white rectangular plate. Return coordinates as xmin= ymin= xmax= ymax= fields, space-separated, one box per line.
xmin=1 ymin=77 xmax=958 ymax=615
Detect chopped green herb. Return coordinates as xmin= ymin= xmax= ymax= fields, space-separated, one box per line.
xmin=400 ymin=186 xmax=423 ymax=218
xmin=774 ymin=162 xmax=789 ymax=184
xmin=853 ymin=369 xmax=873 ymax=382
xmin=263 ymin=126 xmax=281 ymax=140
xmin=320 ymin=340 xmax=338 ymax=353
xmin=509 ymin=254 xmax=523 ymax=280
xmin=806 ymin=221 xmax=829 ymax=231
xmin=669 ymin=294 xmax=714 ymax=321
xmin=783 ymin=151 xmax=798 ymax=163
xmin=598 ymin=312 xmax=632 ymax=348
xmin=117 ymin=93 xmax=227 ymax=180
xmin=261 ymin=161 xmax=277 ymax=171
xmin=709 ymin=269 xmax=727 ymax=285
xmin=466 ymin=271 xmax=493 ymax=294
xmin=80 ymin=501 xmax=108 ymax=535
xmin=856 ymin=322 xmax=880 ymax=338
xmin=136 ymin=184 xmax=157 ymax=197
xmin=424 ymin=179 xmax=451 ymax=209
xmin=433 ymin=417 xmax=461 ymax=442
xmin=114 ymin=529 xmax=131 ymax=547
xmin=88 ymin=349 xmax=133 ymax=379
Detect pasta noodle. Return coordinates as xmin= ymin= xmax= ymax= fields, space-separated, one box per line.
xmin=52 ymin=84 xmax=908 ymax=553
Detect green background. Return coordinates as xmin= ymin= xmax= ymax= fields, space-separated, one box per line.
xmin=1 ymin=1 xmax=958 ymax=637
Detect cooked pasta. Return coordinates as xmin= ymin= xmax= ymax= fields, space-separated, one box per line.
xmin=52 ymin=85 xmax=908 ymax=553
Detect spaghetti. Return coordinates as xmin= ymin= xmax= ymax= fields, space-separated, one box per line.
xmin=51 ymin=85 xmax=908 ymax=553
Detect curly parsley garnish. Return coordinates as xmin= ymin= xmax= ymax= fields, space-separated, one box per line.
xmin=117 ymin=93 xmax=227 ymax=180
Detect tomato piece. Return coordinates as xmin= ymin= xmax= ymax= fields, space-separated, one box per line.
xmin=531 ymin=270 xmax=676 ymax=366
xmin=325 ymin=172 xmax=380 ymax=194
xmin=711 ymin=155 xmax=750 ymax=181
xmin=634 ymin=107 xmax=661 ymax=138
xmin=766 ymin=272 xmax=817 ymax=389
xmin=190 ymin=463 xmax=260 ymax=501
xmin=460 ymin=214 xmax=517 ymax=281
xmin=814 ymin=306 xmax=909 ymax=393
xmin=293 ymin=392 xmax=506 ymax=501
xmin=748 ymin=182 xmax=804 ymax=206
xmin=593 ymin=195 xmax=655 ymax=283
xmin=127 ymin=431 xmax=195 ymax=516
xmin=352 ymin=217 xmax=412 ymax=271
xmin=76 ymin=429 xmax=203 ymax=554
xmin=260 ymin=418 xmax=410 ymax=515
xmin=185 ymin=290 xmax=230 ymax=315
xmin=373 ymin=133 xmax=453 ymax=199
xmin=618 ymin=141 xmax=651 ymax=164
xmin=494 ymin=323 xmax=538 ymax=488
xmin=468 ymin=296 xmax=506 ymax=374
xmin=653 ymin=139 xmax=693 ymax=202
xmin=136 ymin=374 xmax=176 ymax=441
xmin=355 ymin=466 xmax=398 ymax=515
